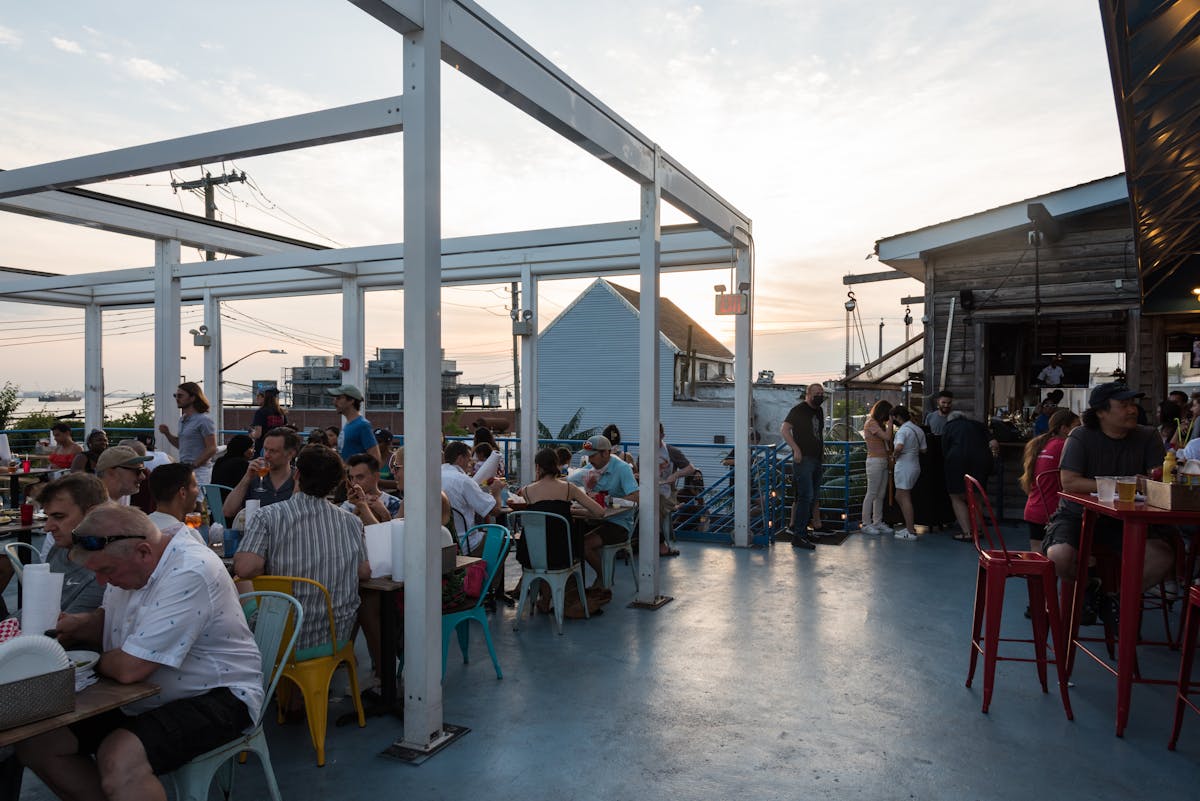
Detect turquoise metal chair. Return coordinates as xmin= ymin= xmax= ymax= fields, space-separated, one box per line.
xmin=443 ymin=524 xmax=511 ymax=678
xmin=510 ymin=511 xmax=589 ymax=635
xmin=599 ymin=510 xmax=639 ymax=592
xmin=3 ymin=541 xmax=41 ymax=582
xmin=166 ymin=591 xmax=302 ymax=801
xmin=200 ymin=483 xmax=234 ymax=528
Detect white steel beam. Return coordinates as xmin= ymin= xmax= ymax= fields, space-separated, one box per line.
xmin=1 ymin=188 xmax=320 ymax=256
xmin=84 ymin=305 xmax=103 ymax=435
xmin=635 ymin=153 xmax=662 ymax=604
xmin=341 ymin=276 xmax=366 ymax=403
xmin=400 ymin=0 xmax=446 ymax=751
xmin=732 ymin=244 xmax=753 ymax=548
xmin=0 ymin=97 xmax=406 ymax=199
xmin=203 ymin=293 xmax=223 ymax=434
xmin=519 ymin=264 xmax=536 ymax=486
xmin=153 ymin=240 xmax=182 ymax=458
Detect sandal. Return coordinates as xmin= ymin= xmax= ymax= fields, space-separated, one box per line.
xmin=660 ymin=548 xmax=681 ymax=557
xmin=952 ymin=532 xmax=973 ymax=542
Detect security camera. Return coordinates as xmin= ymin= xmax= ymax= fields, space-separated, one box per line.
xmin=199 ymin=325 xmax=208 ymax=334
xmin=921 ymin=314 xmax=930 ymax=324
xmin=510 ymin=309 xmax=519 ymax=321
xmin=522 ymin=309 xmax=533 ymax=321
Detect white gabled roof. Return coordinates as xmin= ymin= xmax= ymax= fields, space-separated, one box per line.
xmin=875 ymin=174 xmax=1129 ymax=280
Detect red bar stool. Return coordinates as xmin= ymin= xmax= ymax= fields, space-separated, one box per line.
xmin=1168 ymin=585 xmax=1200 ymax=750
xmin=964 ymin=474 xmax=1073 ymax=719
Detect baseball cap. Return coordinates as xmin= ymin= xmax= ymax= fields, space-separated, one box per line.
xmin=95 ymin=445 xmax=151 ymax=473
xmin=583 ymin=435 xmax=612 ymax=452
xmin=326 ymin=384 xmax=364 ymax=401
xmin=373 ymin=427 xmax=393 ymax=444
xmin=1088 ymin=382 xmax=1144 ymax=409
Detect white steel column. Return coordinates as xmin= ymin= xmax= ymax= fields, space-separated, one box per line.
xmin=635 ymin=151 xmax=662 ymax=605
xmin=341 ymin=276 xmax=366 ymax=403
xmin=203 ymin=292 xmax=223 ymax=434
xmin=732 ymin=243 xmax=753 ymax=547
xmin=519 ymin=264 xmax=537 ymax=486
xmin=153 ymin=240 xmax=181 ymax=457
xmin=400 ymin=0 xmax=445 ymax=751
xmin=83 ymin=304 xmax=103 ymax=436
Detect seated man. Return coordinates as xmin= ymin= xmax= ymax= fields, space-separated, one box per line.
xmin=18 ymin=505 xmax=263 ymax=800
xmin=569 ymin=434 xmax=640 ymax=583
xmin=440 ymin=440 xmax=503 ymax=554
xmin=222 ymin=427 xmax=299 ymax=522
xmin=234 ymin=445 xmax=370 ymax=660
xmin=95 ymin=445 xmax=151 ymax=505
xmin=146 ymin=462 xmax=205 ymax=544
xmin=342 ymin=453 xmax=402 ymax=525
xmin=1044 ymin=382 xmax=1176 ymax=613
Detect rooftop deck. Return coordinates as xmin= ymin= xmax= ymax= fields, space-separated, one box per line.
xmin=14 ymin=530 xmax=1200 ymax=799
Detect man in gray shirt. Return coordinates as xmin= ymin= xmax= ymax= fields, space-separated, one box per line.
xmin=1043 ymin=382 xmax=1175 ymax=592
xmin=925 ymin=390 xmax=954 ymax=435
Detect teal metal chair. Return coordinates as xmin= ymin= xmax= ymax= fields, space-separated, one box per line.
xmin=3 ymin=541 xmax=41 ymax=582
xmin=510 ymin=511 xmax=589 ymax=635
xmin=166 ymin=591 xmax=302 ymax=801
xmin=599 ymin=509 xmax=639 ymax=592
xmin=443 ymin=524 xmax=511 ymax=678
xmin=200 ymin=483 xmax=234 ymax=528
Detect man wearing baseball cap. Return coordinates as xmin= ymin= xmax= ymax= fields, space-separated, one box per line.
xmin=326 ymin=384 xmax=380 ymax=463
xmin=568 ymin=434 xmax=640 ymax=583
xmin=1043 ymin=382 xmax=1175 ymax=605
xmin=94 ymin=444 xmax=152 ymax=504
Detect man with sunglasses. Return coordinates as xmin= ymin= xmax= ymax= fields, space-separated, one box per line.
xmin=17 ymin=505 xmax=262 ymax=800
xmin=94 ymin=445 xmax=151 ymax=505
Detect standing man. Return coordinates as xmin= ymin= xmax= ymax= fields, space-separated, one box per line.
xmin=18 ymin=506 xmax=263 ymax=801
xmin=95 ymin=445 xmax=151 ymax=505
xmin=222 ymin=427 xmax=300 ymax=521
xmin=780 ymin=383 xmax=826 ymax=550
xmin=925 ymin=390 xmax=954 ymax=435
xmin=1037 ymin=354 xmax=1066 ymax=387
xmin=648 ymin=423 xmax=696 ymax=556
xmin=158 ymin=381 xmax=217 ymax=484
xmin=327 ymin=384 xmax=380 ymax=463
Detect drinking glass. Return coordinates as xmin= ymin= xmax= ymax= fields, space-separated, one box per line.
xmin=254 ymin=462 xmax=270 ymax=494
xmin=185 ymin=511 xmax=202 ymax=528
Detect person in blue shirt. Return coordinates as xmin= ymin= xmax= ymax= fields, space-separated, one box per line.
xmin=326 ymin=384 xmax=381 ymax=463
xmin=568 ymin=434 xmax=640 ymax=584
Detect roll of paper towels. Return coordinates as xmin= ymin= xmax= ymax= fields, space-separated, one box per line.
xmin=21 ymin=563 xmax=64 ymax=637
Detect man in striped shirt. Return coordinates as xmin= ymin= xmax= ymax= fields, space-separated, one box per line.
xmin=235 ymin=445 xmax=370 ymax=656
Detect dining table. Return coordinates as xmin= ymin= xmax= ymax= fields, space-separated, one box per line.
xmin=351 ymin=555 xmax=482 ymax=721
xmin=1058 ymin=490 xmax=1195 ymax=737
xmin=0 ymin=678 xmax=159 ymax=748
xmin=4 ymin=467 xmax=56 ymax=509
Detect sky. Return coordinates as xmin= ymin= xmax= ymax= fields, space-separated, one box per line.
xmin=0 ymin=0 xmax=1127 ymax=407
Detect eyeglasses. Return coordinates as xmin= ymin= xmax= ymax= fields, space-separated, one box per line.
xmin=116 ymin=465 xmax=144 ymax=474
xmin=71 ymin=533 xmax=147 ymax=551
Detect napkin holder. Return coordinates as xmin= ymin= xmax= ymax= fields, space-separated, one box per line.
xmin=1144 ymin=479 xmax=1200 ymax=511
xmin=0 ymin=667 xmax=74 ymax=729
xmin=442 ymin=544 xmax=458 ymax=575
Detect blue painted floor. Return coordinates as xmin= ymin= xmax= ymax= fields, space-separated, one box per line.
xmin=13 ymin=530 xmax=1200 ymax=799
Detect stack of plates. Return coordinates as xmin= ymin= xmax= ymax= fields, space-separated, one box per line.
xmin=66 ymin=650 xmax=100 ymax=692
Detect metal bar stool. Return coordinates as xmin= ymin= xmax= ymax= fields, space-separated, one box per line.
xmin=1169 ymin=585 xmax=1200 ymax=750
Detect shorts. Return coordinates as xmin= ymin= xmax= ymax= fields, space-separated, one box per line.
xmin=1026 ymin=521 xmax=1046 ymax=543
xmin=893 ymin=460 xmax=920 ymax=491
xmin=585 ymin=521 xmax=630 ymax=546
xmin=1042 ymin=509 xmax=1175 ymax=553
xmin=69 ymin=687 xmax=252 ymax=774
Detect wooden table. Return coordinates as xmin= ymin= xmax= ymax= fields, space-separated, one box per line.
xmin=4 ymin=468 xmax=56 ymax=509
xmin=0 ymin=678 xmax=159 ymax=747
xmin=356 ymin=555 xmax=482 ymax=719
xmin=1059 ymin=491 xmax=1196 ymax=736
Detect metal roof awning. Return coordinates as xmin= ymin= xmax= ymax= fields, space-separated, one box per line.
xmin=1100 ymin=0 xmax=1200 ymax=314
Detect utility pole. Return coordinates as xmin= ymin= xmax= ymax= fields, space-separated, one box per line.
xmin=171 ymin=170 xmax=248 ymax=260
xmin=511 ymin=281 xmax=521 ymax=423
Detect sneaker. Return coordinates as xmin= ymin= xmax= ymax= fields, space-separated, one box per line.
xmin=778 ymin=527 xmax=796 ymax=541
xmin=894 ymin=528 xmax=917 ymax=540
xmin=874 ymin=523 xmax=894 ymax=535
xmin=860 ymin=523 xmax=879 ymax=535
xmin=791 ymin=535 xmax=815 ymax=550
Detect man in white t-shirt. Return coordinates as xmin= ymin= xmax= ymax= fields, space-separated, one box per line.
xmin=1037 ymin=355 xmax=1066 ymax=387
xmin=146 ymin=462 xmax=206 ymax=545
xmin=441 ymin=440 xmax=503 ymax=553
xmin=18 ymin=505 xmax=262 ymax=799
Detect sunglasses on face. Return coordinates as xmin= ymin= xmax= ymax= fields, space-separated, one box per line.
xmin=117 ymin=465 xmax=144 ymax=474
xmin=71 ymin=533 xmax=147 ymax=551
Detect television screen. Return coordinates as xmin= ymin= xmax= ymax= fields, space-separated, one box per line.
xmin=1191 ymin=338 xmax=1200 ymax=369
xmin=1031 ymin=354 xmax=1090 ymax=388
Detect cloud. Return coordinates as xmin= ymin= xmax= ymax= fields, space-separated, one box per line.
xmin=0 ymin=26 xmax=19 ymax=47
xmin=122 ymin=56 xmax=179 ymax=83
xmin=51 ymin=37 xmax=85 ymax=54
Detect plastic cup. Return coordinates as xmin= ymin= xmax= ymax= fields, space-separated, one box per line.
xmin=1116 ymin=477 xmax=1137 ymax=503
xmin=185 ymin=511 xmax=202 ymax=528
xmin=223 ymin=528 xmax=241 ymax=558
xmin=19 ymin=503 xmax=33 ymax=526
xmin=1095 ymin=476 xmax=1117 ymax=503
xmin=21 ymin=460 xmax=30 ymax=473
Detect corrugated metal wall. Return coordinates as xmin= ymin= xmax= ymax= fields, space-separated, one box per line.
xmin=536 ymin=280 xmax=734 ymax=480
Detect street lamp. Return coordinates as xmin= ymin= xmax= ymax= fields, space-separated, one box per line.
xmin=219 ymin=349 xmax=287 ymax=374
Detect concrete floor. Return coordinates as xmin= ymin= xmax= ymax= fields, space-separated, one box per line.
xmin=14 ymin=530 xmax=1200 ymax=799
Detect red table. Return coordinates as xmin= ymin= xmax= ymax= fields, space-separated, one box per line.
xmin=1058 ymin=491 xmax=1194 ymax=736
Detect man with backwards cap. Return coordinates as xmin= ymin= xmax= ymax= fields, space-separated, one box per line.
xmin=1042 ymin=382 xmax=1176 ymax=613
xmin=327 ymin=384 xmax=380 ymax=463
xmin=94 ymin=445 xmax=151 ymax=505
xmin=568 ymin=434 xmax=640 ymax=584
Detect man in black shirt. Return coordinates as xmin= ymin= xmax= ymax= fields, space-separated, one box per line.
xmin=780 ymin=383 xmax=826 ymax=550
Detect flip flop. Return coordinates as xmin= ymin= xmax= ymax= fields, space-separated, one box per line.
xmin=952 ymin=532 xmax=973 ymax=542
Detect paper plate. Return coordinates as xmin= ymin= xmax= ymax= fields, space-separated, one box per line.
xmin=0 ymin=634 xmax=70 ymax=682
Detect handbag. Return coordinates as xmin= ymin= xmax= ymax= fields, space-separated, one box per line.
xmin=463 ymin=560 xmax=488 ymax=598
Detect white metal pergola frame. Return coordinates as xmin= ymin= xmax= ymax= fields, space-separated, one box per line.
xmin=0 ymin=0 xmax=753 ymax=752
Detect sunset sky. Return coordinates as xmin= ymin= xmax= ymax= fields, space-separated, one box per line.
xmin=0 ymin=0 xmax=1126 ymax=409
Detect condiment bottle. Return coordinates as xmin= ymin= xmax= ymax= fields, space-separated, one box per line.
xmin=1163 ymin=449 xmax=1178 ymax=484
xmin=1181 ymin=459 xmax=1200 ymax=487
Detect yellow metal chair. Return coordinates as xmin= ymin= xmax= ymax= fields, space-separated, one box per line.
xmin=251 ymin=575 xmax=366 ymax=766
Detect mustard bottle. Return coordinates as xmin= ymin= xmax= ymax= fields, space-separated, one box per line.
xmin=1163 ymin=449 xmax=1177 ymax=484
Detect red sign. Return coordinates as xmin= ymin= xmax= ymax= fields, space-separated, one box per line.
xmin=714 ymin=292 xmax=748 ymax=316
